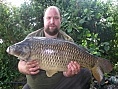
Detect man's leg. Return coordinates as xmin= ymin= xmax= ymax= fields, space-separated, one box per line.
xmin=53 ymin=68 xmax=92 ymax=89
xmin=22 ymin=84 xmax=30 ymax=89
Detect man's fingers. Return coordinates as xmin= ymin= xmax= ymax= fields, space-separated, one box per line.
xmin=68 ymin=61 xmax=80 ymax=74
xmin=25 ymin=60 xmax=40 ymax=75
xmin=73 ymin=61 xmax=80 ymax=73
xmin=30 ymin=69 xmax=40 ymax=75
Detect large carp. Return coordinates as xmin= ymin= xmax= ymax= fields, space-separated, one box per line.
xmin=6 ymin=37 xmax=113 ymax=82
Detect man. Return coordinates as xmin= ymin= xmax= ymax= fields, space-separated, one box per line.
xmin=18 ymin=6 xmax=92 ymax=89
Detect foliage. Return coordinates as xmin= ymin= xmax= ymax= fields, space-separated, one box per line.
xmin=0 ymin=3 xmax=26 ymax=89
xmin=57 ymin=0 xmax=117 ymax=64
xmin=0 ymin=0 xmax=118 ymax=88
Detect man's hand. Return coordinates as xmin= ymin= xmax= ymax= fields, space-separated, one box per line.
xmin=18 ymin=60 xmax=40 ymax=75
xmin=25 ymin=60 xmax=40 ymax=75
xmin=63 ymin=61 xmax=80 ymax=77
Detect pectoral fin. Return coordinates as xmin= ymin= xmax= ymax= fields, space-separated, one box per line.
xmin=46 ymin=70 xmax=58 ymax=77
xmin=91 ymin=65 xmax=103 ymax=82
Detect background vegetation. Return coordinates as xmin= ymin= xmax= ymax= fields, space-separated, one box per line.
xmin=0 ymin=0 xmax=118 ymax=89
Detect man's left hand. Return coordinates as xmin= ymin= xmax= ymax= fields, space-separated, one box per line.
xmin=63 ymin=61 xmax=80 ymax=77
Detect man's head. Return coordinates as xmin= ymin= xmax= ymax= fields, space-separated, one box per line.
xmin=43 ymin=6 xmax=61 ymax=36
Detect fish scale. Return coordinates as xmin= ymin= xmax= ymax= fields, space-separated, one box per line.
xmin=6 ymin=37 xmax=113 ymax=82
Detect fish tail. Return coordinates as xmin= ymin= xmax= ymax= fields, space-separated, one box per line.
xmin=98 ymin=58 xmax=113 ymax=73
xmin=91 ymin=58 xmax=113 ymax=82
xmin=91 ymin=65 xmax=103 ymax=82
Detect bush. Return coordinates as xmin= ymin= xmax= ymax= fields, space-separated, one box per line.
xmin=0 ymin=0 xmax=118 ymax=88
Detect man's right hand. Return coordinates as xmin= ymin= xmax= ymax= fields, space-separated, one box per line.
xmin=18 ymin=60 xmax=40 ymax=75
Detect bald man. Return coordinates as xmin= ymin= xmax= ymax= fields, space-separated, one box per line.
xmin=18 ymin=6 xmax=92 ymax=89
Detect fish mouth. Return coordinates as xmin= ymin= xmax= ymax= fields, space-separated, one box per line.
xmin=6 ymin=45 xmax=21 ymax=56
xmin=6 ymin=46 xmax=14 ymax=55
xmin=6 ymin=44 xmax=31 ymax=60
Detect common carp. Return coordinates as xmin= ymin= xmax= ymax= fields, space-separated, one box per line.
xmin=6 ymin=37 xmax=113 ymax=82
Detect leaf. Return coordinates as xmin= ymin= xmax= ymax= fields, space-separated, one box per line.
xmin=78 ymin=27 xmax=83 ymax=30
xmin=106 ymin=17 xmax=114 ymax=22
xmin=79 ymin=17 xmax=86 ymax=24
xmin=104 ymin=45 xmax=110 ymax=52
xmin=67 ymin=28 xmax=72 ymax=33
xmin=84 ymin=8 xmax=88 ymax=13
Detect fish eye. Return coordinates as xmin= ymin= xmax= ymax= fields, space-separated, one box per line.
xmin=23 ymin=46 xmax=30 ymax=53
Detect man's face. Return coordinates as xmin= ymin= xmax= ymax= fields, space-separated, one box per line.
xmin=43 ymin=8 xmax=61 ymax=36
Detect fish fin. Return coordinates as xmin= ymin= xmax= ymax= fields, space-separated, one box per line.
xmin=98 ymin=58 xmax=113 ymax=73
xmin=46 ymin=70 xmax=58 ymax=77
xmin=91 ymin=65 xmax=103 ymax=82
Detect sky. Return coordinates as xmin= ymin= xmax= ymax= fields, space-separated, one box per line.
xmin=5 ymin=0 xmax=30 ymax=7
xmin=5 ymin=0 xmax=118 ymax=7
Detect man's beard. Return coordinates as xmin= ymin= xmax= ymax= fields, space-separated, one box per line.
xmin=44 ymin=27 xmax=59 ymax=36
